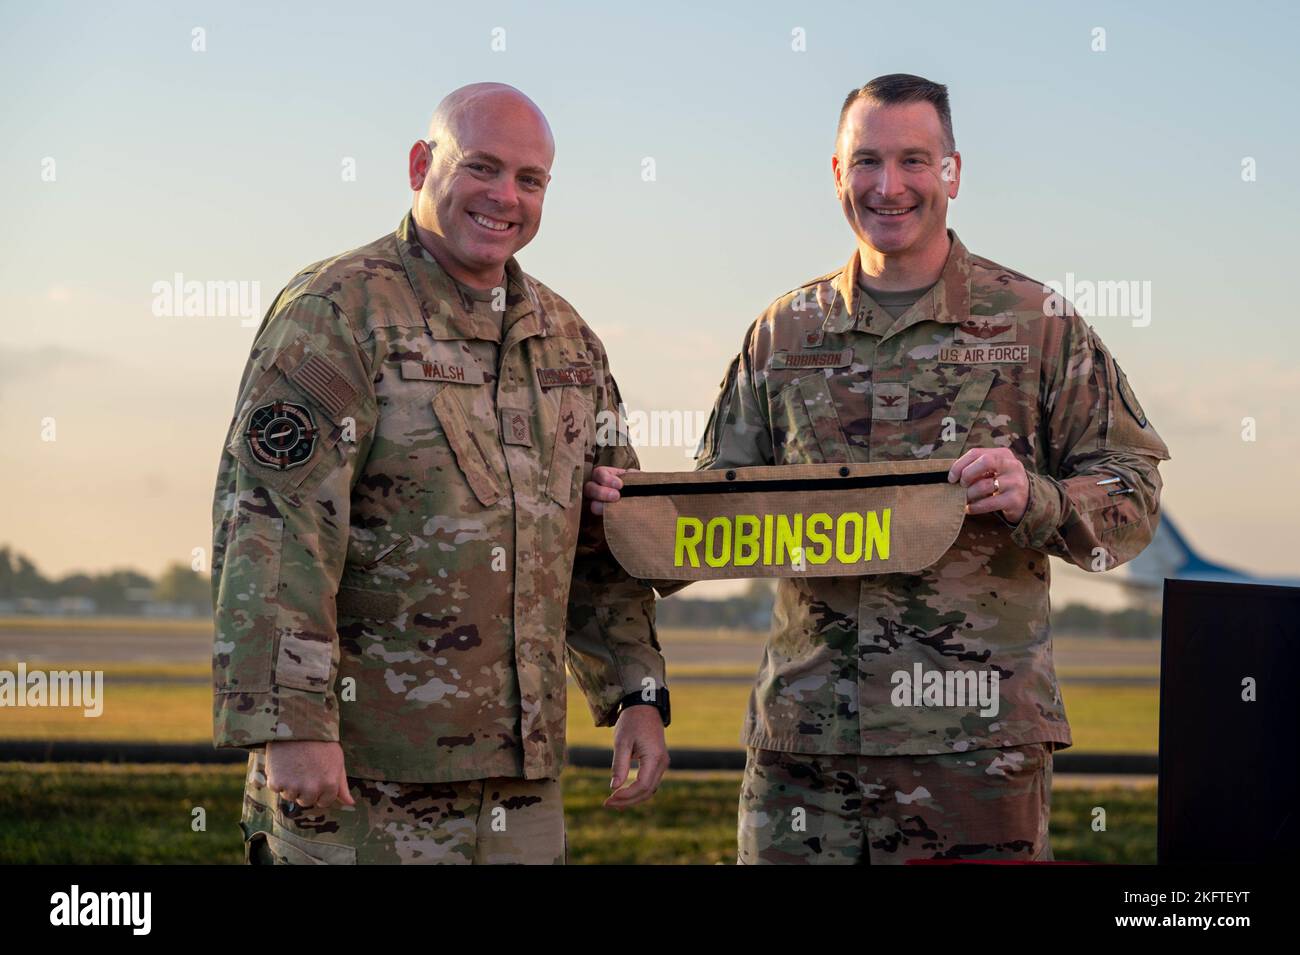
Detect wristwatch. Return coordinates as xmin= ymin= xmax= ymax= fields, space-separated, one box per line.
xmin=616 ymin=685 xmax=671 ymax=727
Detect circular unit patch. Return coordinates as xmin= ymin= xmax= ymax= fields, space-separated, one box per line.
xmin=245 ymin=401 xmax=318 ymax=470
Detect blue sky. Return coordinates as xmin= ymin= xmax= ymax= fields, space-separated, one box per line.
xmin=2 ymin=0 xmax=1298 ymax=604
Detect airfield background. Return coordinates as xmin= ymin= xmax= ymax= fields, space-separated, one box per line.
xmin=4 ymin=0 xmax=1300 ymax=865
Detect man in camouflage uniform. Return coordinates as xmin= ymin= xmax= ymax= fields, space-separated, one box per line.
xmin=586 ymin=74 xmax=1169 ymax=863
xmin=212 ymin=83 xmax=670 ymax=865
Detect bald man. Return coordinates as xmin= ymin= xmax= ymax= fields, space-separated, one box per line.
xmin=211 ymin=84 xmax=670 ymax=865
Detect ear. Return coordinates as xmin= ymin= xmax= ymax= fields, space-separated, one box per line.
xmin=408 ymin=141 xmax=431 ymax=191
xmin=943 ymin=150 xmax=962 ymax=199
xmin=831 ymin=153 xmax=844 ymax=199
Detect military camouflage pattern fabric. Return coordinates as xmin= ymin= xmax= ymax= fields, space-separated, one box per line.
xmin=738 ymin=742 xmax=1052 ymax=864
xmin=240 ymin=751 xmax=563 ymax=864
xmin=212 ymin=212 xmax=664 ymax=784
xmin=691 ymin=231 xmax=1170 ymax=756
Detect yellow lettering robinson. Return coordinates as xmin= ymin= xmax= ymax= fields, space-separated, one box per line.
xmin=673 ymin=509 xmax=891 ymax=568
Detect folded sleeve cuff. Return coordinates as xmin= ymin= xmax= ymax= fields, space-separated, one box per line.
xmin=213 ymin=684 xmax=339 ymax=749
xmin=1007 ymin=471 xmax=1064 ymax=551
xmin=592 ymin=652 xmax=668 ymax=727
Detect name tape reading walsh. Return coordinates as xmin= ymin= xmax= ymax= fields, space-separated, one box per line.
xmin=604 ymin=460 xmax=967 ymax=581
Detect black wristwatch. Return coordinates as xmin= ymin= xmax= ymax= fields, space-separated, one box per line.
xmin=616 ymin=685 xmax=671 ymax=727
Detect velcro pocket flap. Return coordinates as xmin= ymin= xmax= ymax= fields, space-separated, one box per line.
xmin=431 ymin=387 xmax=502 ymax=507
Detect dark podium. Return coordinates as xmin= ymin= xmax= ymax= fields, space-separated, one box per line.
xmin=1158 ymin=579 xmax=1299 ymax=863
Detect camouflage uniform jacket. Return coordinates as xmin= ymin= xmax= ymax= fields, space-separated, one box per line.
xmin=694 ymin=231 xmax=1170 ymax=755
xmin=212 ymin=212 xmax=664 ymax=783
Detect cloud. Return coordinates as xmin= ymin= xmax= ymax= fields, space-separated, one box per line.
xmin=0 ymin=346 xmax=101 ymax=393
xmin=1141 ymin=360 xmax=1300 ymax=445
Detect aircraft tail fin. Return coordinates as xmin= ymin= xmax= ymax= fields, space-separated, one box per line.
xmin=1125 ymin=512 xmax=1234 ymax=587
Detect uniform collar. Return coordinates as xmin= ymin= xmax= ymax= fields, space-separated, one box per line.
xmin=824 ymin=229 xmax=973 ymax=338
xmin=395 ymin=211 xmax=545 ymax=342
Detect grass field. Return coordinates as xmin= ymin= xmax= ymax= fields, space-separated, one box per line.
xmin=0 ymin=762 xmax=1156 ymax=865
xmin=0 ymin=620 xmax=1160 ymax=864
xmin=0 ymin=620 xmax=1162 ymax=753
xmin=0 ymin=665 xmax=1159 ymax=753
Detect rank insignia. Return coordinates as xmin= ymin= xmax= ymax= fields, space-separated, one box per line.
xmin=872 ymin=382 xmax=909 ymax=420
xmin=502 ymin=408 xmax=532 ymax=446
xmin=245 ymin=401 xmax=318 ymax=470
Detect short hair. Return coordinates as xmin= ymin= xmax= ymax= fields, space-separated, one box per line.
xmin=837 ymin=73 xmax=955 ymax=154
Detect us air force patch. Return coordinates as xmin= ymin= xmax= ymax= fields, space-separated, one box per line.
xmin=245 ymin=401 xmax=318 ymax=470
xmin=943 ymin=314 xmax=1025 ymax=363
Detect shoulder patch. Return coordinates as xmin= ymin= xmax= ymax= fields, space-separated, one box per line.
xmin=245 ymin=401 xmax=318 ymax=470
xmin=1114 ymin=361 xmax=1147 ymax=427
xmin=285 ymin=352 xmax=358 ymax=418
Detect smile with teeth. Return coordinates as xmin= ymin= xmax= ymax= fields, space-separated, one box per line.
xmin=869 ymin=206 xmax=916 ymax=216
xmin=470 ymin=212 xmax=514 ymax=232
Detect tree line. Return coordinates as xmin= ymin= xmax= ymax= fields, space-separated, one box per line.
xmin=0 ymin=546 xmax=1160 ymax=635
xmin=0 ymin=547 xmax=209 ymax=615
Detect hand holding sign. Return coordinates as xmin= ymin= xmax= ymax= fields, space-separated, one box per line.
xmin=947 ymin=448 xmax=1029 ymax=524
xmin=585 ymin=465 xmax=626 ymax=516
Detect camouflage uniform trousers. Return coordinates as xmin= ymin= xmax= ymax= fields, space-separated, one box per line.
xmin=239 ymin=751 xmax=565 ymax=865
xmin=738 ymin=742 xmax=1054 ymax=864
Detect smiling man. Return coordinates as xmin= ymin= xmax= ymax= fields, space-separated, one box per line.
xmin=586 ymin=74 xmax=1170 ymax=864
xmin=211 ymin=83 xmax=670 ymax=865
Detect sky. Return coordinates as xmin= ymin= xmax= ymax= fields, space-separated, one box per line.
xmin=2 ymin=0 xmax=1298 ymax=607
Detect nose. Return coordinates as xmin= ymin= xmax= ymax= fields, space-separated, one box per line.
xmin=485 ymin=175 xmax=519 ymax=209
xmin=874 ymin=160 xmax=907 ymax=200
